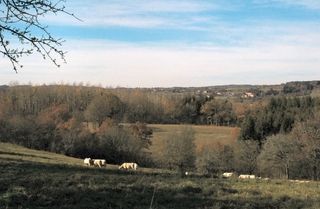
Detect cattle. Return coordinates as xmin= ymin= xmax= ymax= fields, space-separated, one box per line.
xmin=84 ymin=158 xmax=93 ymax=166
xmin=93 ymin=159 xmax=106 ymax=168
xmin=119 ymin=162 xmax=138 ymax=170
xmin=222 ymin=172 xmax=235 ymax=178
xmin=289 ymin=179 xmax=310 ymax=183
xmin=239 ymin=174 xmax=255 ymax=179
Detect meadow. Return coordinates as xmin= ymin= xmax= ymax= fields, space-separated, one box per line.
xmin=149 ymin=124 xmax=239 ymax=160
xmin=1 ymin=143 xmax=319 ymax=209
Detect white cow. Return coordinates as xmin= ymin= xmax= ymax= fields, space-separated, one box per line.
xmin=222 ymin=172 xmax=235 ymax=178
xmin=93 ymin=159 xmax=106 ymax=168
xmin=84 ymin=158 xmax=93 ymax=166
xmin=119 ymin=162 xmax=138 ymax=170
xmin=239 ymin=174 xmax=255 ymax=179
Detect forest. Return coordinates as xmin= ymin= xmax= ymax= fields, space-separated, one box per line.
xmin=0 ymin=84 xmax=320 ymax=180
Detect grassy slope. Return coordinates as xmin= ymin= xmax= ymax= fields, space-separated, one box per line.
xmin=1 ymin=143 xmax=320 ymax=209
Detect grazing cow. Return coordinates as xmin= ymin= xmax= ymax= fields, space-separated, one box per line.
xmin=93 ymin=159 xmax=106 ymax=168
xmin=222 ymin=172 xmax=235 ymax=178
xmin=119 ymin=162 xmax=138 ymax=170
xmin=84 ymin=158 xmax=93 ymax=166
xmin=239 ymin=174 xmax=255 ymax=179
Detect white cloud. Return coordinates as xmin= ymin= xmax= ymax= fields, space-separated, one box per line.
xmin=1 ymin=36 xmax=319 ymax=87
xmin=254 ymin=0 xmax=320 ymax=9
xmin=44 ymin=0 xmax=224 ymax=29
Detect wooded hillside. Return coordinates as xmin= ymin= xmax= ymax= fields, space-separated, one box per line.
xmin=1 ymin=83 xmax=320 ymax=180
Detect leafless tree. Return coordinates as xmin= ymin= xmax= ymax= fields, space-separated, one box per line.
xmin=258 ymin=134 xmax=300 ymax=179
xmin=235 ymin=140 xmax=260 ymax=175
xmin=162 ymin=126 xmax=196 ymax=174
xmin=291 ymin=118 xmax=320 ymax=180
xmin=0 ymin=0 xmax=79 ymax=72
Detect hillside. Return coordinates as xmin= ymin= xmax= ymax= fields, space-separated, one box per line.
xmin=1 ymin=143 xmax=320 ymax=209
xmin=0 ymin=142 xmax=82 ymax=166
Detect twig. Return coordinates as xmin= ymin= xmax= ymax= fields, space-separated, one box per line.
xmin=149 ymin=186 xmax=156 ymax=209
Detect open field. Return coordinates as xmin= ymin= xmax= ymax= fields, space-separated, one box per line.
xmin=1 ymin=143 xmax=320 ymax=209
xmin=149 ymin=124 xmax=240 ymax=160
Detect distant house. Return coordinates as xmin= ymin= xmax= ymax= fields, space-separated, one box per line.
xmin=242 ymin=92 xmax=255 ymax=98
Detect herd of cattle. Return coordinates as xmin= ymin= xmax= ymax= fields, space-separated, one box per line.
xmin=83 ymin=159 xmax=258 ymax=179
xmin=84 ymin=158 xmax=106 ymax=168
xmin=83 ymin=158 xmax=138 ymax=170
xmin=222 ymin=172 xmax=260 ymax=179
xmin=222 ymin=172 xmax=310 ymax=183
xmin=83 ymin=159 xmax=310 ymax=183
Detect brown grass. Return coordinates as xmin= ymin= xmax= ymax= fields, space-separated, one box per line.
xmin=148 ymin=124 xmax=240 ymax=160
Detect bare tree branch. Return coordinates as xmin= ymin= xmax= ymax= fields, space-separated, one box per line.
xmin=0 ymin=0 xmax=79 ymax=72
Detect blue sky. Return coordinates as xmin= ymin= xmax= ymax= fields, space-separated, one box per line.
xmin=1 ymin=0 xmax=320 ymax=87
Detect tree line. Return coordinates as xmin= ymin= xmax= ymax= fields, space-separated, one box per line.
xmin=0 ymin=85 xmax=238 ymax=125
xmin=239 ymin=96 xmax=318 ymax=142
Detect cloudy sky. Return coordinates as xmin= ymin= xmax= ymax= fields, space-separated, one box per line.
xmin=1 ymin=0 xmax=320 ymax=87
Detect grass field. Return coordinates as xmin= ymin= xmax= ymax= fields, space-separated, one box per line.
xmin=1 ymin=142 xmax=320 ymax=209
xmin=149 ymin=124 xmax=240 ymax=161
